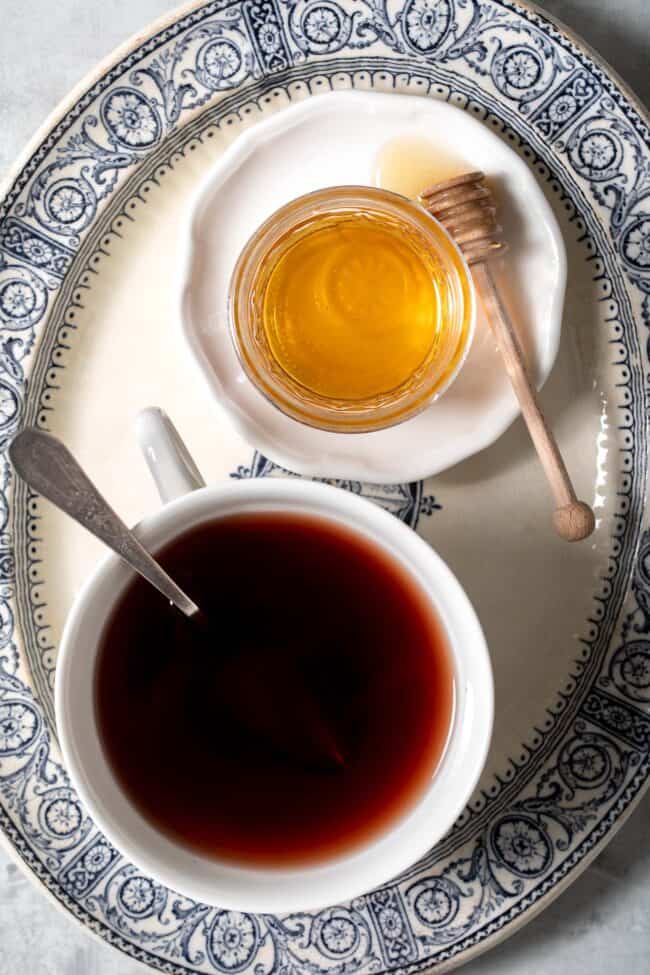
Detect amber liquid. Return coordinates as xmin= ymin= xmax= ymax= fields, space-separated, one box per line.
xmin=95 ymin=513 xmax=454 ymax=866
xmin=373 ymin=136 xmax=468 ymax=199
xmin=261 ymin=209 xmax=448 ymax=401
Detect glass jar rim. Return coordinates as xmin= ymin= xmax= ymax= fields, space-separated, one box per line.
xmin=229 ymin=186 xmax=475 ymax=434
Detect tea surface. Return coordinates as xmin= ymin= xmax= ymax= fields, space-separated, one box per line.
xmin=95 ymin=512 xmax=454 ymax=865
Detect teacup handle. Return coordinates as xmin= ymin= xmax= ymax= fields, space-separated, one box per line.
xmin=135 ymin=407 xmax=206 ymax=504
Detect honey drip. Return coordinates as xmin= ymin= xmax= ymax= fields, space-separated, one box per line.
xmin=373 ymin=136 xmax=468 ymax=199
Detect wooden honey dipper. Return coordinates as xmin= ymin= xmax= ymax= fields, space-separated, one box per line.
xmin=421 ymin=171 xmax=595 ymax=543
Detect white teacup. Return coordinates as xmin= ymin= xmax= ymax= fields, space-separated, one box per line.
xmin=55 ymin=409 xmax=493 ymax=913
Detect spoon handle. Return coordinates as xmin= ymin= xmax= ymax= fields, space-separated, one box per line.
xmin=9 ymin=427 xmax=199 ymax=617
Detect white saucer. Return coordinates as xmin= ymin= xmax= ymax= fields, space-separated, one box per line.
xmin=179 ymin=91 xmax=566 ymax=483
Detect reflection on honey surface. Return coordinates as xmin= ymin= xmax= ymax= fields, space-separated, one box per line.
xmin=261 ymin=210 xmax=446 ymax=399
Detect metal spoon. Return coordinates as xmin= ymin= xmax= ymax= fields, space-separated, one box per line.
xmin=9 ymin=427 xmax=199 ymax=617
xmin=12 ymin=424 xmax=346 ymax=769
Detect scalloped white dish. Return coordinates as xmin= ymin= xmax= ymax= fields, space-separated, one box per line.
xmin=180 ymin=90 xmax=566 ymax=482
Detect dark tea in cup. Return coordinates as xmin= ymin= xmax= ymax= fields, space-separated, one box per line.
xmin=95 ymin=511 xmax=454 ymax=866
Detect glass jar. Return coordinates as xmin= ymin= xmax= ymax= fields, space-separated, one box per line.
xmin=229 ymin=186 xmax=474 ymax=434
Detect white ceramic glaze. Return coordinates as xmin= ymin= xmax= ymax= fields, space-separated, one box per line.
xmin=135 ymin=406 xmax=206 ymax=502
xmin=180 ymin=90 xmax=567 ymax=482
xmin=55 ymin=411 xmax=493 ymax=913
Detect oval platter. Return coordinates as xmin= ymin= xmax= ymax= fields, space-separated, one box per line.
xmin=0 ymin=1 xmax=649 ymax=973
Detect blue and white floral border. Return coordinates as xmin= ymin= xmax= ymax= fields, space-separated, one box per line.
xmin=0 ymin=1 xmax=649 ymax=973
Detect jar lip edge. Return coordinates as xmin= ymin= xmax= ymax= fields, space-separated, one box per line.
xmin=232 ymin=184 xmax=465 ymax=267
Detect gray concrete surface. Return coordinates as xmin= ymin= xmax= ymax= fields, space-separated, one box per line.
xmin=0 ymin=1 xmax=649 ymax=972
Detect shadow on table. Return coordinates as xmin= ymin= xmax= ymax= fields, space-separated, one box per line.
xmin=537 ymin=0 xmax=649 ymax=107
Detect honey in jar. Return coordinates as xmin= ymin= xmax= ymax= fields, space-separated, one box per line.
xmin=229 ymin=187 xmax=474 ymax=433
